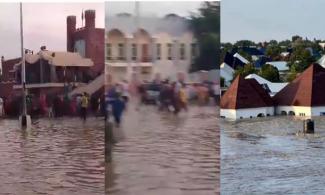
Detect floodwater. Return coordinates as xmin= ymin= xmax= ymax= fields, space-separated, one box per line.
xmin=106 ymin=105 xmax=220 ymax=195
xmin=0 ymin=117 xmax=104 ymax=195
xmin=221 ymin=116 xmax=325 ymax=194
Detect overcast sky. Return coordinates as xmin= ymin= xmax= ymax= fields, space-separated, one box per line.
xmin=0 ymin=3 xmax=104 ymax=60
xmin=105 ymin=1 xmax=202 ymax=18
xmin=222 ymin=0 xmax=325 ymax=43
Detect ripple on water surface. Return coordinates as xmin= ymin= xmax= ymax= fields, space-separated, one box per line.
xmin=106 ymin=106 xmax=220 ymax=195
xmin=221 ymin=116 xmax=325 ymax=194
xmin=0 ymin=117 xmax=104 ymax=195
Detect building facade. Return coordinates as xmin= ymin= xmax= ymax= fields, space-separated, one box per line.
xmin=67 ymin=10 xmax=104 ymax=77
xmin=220 ymin=76 xmax=274 ymax=120
xmin=273 ymin=63 xmax=325 ymax=117
xmin=105 ymin=13 xmax=198 ymax=82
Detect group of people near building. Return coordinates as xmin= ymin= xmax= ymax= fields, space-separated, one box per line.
xmin=0 ymin=91 xmax=105 ymax=121
xmin=105 ymin=73 xmax=220 ymax=127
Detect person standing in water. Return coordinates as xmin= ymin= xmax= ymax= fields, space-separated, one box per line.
xmin=111 ymin=93 xmax=125 ymax=127
xmin=81 ymin=92 xmax=89 ymax=121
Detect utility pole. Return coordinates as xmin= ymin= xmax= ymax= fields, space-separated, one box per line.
xmin=19 ymin=2 xmax=30 ymax=128
xmin=135 ymin=1 xmax=140 ymax=81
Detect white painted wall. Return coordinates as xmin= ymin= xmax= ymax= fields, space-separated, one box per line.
xmin=220 ymin=107 xmax=274 ymax=120
xmin=311 ymin=106 xmax=325 ymax=116
xmin=276 ymin=106 xmax=325 ymax=117
xmin=276 ymin=106 xmax=311 ymax=116
xmin=220 ymin=63 xmax=234 ymax=87
xmin=105 ymin=29 xmax=195 ymax=82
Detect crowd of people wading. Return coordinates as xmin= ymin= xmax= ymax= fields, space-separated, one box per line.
xmin=105 ymin=72 xmax=220 ymax=127
xmin=0 ymin=89 xmax=106 ymax=121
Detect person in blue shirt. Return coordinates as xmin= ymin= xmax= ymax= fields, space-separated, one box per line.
xmin=111 ymin=93 xmax=125 ymax=127
xmin=105 ymin=84 xmax=125 ymax=127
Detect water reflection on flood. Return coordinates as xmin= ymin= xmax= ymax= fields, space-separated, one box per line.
xmin=106 ymin=105 xmax=220 ymax=195
xmin=0 ymin=117 xmax=104 ymax=195
xmin=221 ymin=116 xmax=325 ymax=194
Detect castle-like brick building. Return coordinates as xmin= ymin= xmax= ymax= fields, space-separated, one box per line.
xmin=67 ymin=9 xmax=104 ymax=76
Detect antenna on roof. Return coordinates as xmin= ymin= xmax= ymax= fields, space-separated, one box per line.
xmin=81 ymin=9 xmax=84 ymax=27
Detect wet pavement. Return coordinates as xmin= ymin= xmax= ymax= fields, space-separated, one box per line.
xmin=0 ymin=117 xmax=104 ymax=195
xmin=221 ymin=116 xmax=325 ymax=195
xmin=106 ymin=105 xmax=220 ymax=195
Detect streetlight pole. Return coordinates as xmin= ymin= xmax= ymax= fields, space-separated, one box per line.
xmin=19 ymin=2 xmax=30 ymax=128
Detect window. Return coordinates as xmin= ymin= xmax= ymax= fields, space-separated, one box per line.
xmin=167 ymin=43 xmax=172 ymax=60
xmin=180 ymin=43 xmax=185 ymax=60
xmin=132 ymin=44 xmax=137 ymax=60
xmin=106 ymin=43 xmax=111 ymax=60
xmin=191 ymin=43 xmax=197 ymax=58
xmin=156 ymin=44 xmax=161 ymax=60
xmin=118 ymin=43 xmax=124 ymax=60
xmin=299 ymin=113 xmax=306 ymax=116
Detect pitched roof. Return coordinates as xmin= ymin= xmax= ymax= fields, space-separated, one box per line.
xmin=265 ymin=61 xmax=289 ymax=71
xmin=245 ymin=74 xmax=288 ymax=96
xmin=14 ymin=50 xmax=93 ymax=67
xmin=242 ymin=47 xmax=264 ymax=56
xmin=220 ymin=75 xmax=274 ymax=109
xmin=273 ymin=63 xmax=325 ymax=106
xmin=317 ymin=55 xmax=325 ymax=67
xmin=223 ymin=52 xmax=247 ymax=69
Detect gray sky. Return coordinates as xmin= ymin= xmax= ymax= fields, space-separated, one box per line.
xmin=222 ymin=0 xmax=325 ymax=43
xmin=0 ymin=3 xmax=104 ymax=60
xmin=105 ymin=1 xmax=202 ymax=18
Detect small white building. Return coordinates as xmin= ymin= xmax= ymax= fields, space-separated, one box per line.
xmin=245 ymin=74 xmax=288 ymax=96
xmin=220 ymin=62 xmax=234 ymax=87
xmin=317 ymin=55 xmax=325 ymax=68
xmin=274 ymin=63 xmax=325 ymax=117
xmin=220 ymin=75 xmax=274 ymax=120
xmin=265 ymin=61 xmax=289 ymax=73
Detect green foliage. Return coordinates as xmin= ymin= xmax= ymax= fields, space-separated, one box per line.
xmin=278 ymin=39 xmax=291 ymax=47
xmin=220 ymin=77 xmax=225 ymax=87
xmin=237 ymin=50 xmax=252 ymax=62
xmin=289 ymin=44 xmax=315 ymax=72
xmin=258 ymin=64 xmax=280 ymax=82
xmin=234 ymin=40 xmax=256 ymax=48
xmin=292 ymin=35 xmax=302 ymax=42
xmin=233 ymin=64 xmax=257 ymax=78
xmin=265 ymin=45 xmax=283 ymax=60
xmin=191 ymin=33 xmax=220 ymax=71
xmin=286 ymin=71 xmax=297 ymax=82
xmin=190 ymin=1 xmax=220 ymax=71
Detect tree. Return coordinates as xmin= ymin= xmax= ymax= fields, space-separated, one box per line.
xmin=190 ymin=1 xmax=220 ymax=71
xmin=191 ymin=33 xmax=220 ymax=71
xmin=234 ymin=40 xmax=256 ymax=48
xmin=265 ymin=45 xmax=282 ymax=60
xmin=289 ymin=44 xmax=315 ymax=72
xmin=237 ymin=50 xmax=252 ymax=62
xmin=258 ymin=64 xmax=280 ymax=82
xmin=286 ymin=71 xmax=297 ymax=82
xmin=233 ymin=64 xmax=256 ymax=78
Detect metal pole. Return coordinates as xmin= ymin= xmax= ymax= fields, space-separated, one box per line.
xmin=20 ymin=2 xmax=27 ymax=117
xmin=135 ymin=2 xmax=140 ymax=80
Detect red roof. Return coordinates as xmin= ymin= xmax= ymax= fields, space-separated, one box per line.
xmin=220 ymin=75 xmax=273 ymax=109
xmin=273 ymin=63 xmax=325 ymax=106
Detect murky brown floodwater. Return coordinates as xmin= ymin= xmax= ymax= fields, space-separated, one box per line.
xmin=0 ymin=117 xmax=104 ymax=195
xmin=221 ymin=116 xmax=325 ymax=194
xmin=106 ymin=105 xmax=220 ymax=195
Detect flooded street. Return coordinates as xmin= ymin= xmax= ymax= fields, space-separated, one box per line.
xmin=0 ymin=117 xmax=104 ymax=195
xmin=106 ymin=105 xmax=220 ymax=195
xmin=221 ymin=116 xmax=325 ymax=194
